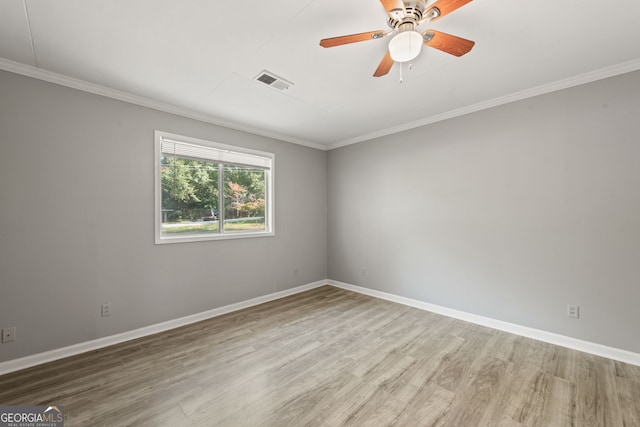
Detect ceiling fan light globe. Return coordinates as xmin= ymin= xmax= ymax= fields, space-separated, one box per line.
xmin=388 ymin=31 xmax=423 ymax=62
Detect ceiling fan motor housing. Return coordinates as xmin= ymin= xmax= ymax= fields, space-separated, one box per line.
xmin=387 ymin=0 xmax=440 ymax=31
xmin=388 ymin=7 xmax=423 ymax=30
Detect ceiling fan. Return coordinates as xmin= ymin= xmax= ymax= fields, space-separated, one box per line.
xmin=320 ymin=0 xmax=475 ymax=77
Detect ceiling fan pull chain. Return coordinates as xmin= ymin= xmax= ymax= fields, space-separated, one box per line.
xmin=399 ymin=62 xmax=403 ymax=84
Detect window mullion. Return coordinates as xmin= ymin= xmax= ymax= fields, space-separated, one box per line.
xmin=218 ymin=163 xmax=225 ymax=233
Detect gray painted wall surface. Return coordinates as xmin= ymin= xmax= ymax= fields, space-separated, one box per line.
xmin=328 ymin=70 xmax=640 ymax=353
xmin=0 ymin=70 xmax=327 ymax=362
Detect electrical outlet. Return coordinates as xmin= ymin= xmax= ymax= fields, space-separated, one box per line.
xmin=567 ymin=304 xmax=579 ymax=319
xmin=361 ymin=268 xmax=367 ymax=278
xmin=2 ymin=327 xmax=16 ymax=343
xmin=293 ymin=268 xmax=298 ymax=277
xmin=101 ymin=302 xmax=112 ymax=317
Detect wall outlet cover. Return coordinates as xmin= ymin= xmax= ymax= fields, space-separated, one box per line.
xmin=101 ymin=303 xmax=112 ymax=317
xmin=2 ymin=327 xmax=16 ymax=343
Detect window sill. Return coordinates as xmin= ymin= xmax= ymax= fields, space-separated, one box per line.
xmin=155 ymin=230 xmax=275 ymax=245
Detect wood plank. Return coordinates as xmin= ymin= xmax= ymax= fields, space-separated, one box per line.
xmin=0 ymin=285 xmax=637 ymax=426
xmin=575 ymin=354 xmax=624 ymax=426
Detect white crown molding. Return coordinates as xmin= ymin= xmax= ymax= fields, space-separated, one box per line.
xmin=0 ymin=58 xmax=327 ymax=151
xmin=3 ymin=57 xmax=639 ymax=152
xmin=327 ymin=58 xmax=640 ymax=150
xmin=328 ymin=280 xmax=640 ymax=367
xmin=0 ymin=280 xmax=328 ymax=376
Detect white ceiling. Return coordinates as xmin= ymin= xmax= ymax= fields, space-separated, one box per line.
xmin=1 ymin=0 xmax=640 ymax=149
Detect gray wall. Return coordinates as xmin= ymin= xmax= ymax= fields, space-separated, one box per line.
xmin=2 ymin=67 xmax=639 ymax=363
xmin=0 ymin=70 xmax=327 ymax=362
xmin=328 ymin=70 xmax=640 ymax=353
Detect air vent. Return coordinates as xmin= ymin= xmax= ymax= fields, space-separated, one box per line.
xmin=254 ymin=70 xmax=293 ymax=91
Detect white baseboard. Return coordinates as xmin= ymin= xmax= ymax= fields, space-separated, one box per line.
xmin=3 ymin=279 xmax=638 ymax=375
xmin=328 ymin=280 xmax=640 ymax=367
xmin=0 ymin=280 xmax=328 ymax=376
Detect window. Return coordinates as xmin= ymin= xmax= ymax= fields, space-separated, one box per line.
xmin=154 ymin=131 xmax=274 ymax=243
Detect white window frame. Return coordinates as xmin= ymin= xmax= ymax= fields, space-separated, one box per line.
xmin=154 ymin=130 xmax=274 ymax=244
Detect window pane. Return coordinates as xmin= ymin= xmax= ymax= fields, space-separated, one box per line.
xmin=155 ymin=130 xmax=274 ymax=243
xmin=223 ymin=165 xmax=267 ymax=233
xmin=160 ymin=155 xmax=220 ymax=237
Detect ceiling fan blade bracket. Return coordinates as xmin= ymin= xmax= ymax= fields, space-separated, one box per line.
xmin=380 ymin=0 xmax=406 ymax=17
xmin=424 ymin=0 xmax=472 ymax=22
xmin=422 ymin=32 xmax=434 ymax=43
xmin=389 ymin=9 xmax=405 ymax=20
xmin=424 ymin=7 xmax=440 ymax=21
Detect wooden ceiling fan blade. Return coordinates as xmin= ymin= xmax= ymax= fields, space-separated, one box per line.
xmin=423 ymin=30 xmax=475 ymax=56
xmin=320 ymin=30 xmax=387 ymax=48
xmin=380 ymin=0 xmax=405 ymax=15
xmin=373 ymin=51 xmax=394 ymax=77
xmin=424 ymin=0 xmax=473 ymax=21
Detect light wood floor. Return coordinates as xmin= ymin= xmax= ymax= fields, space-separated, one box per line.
xmin=1 ymin=286 xmax=639 ymax=426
